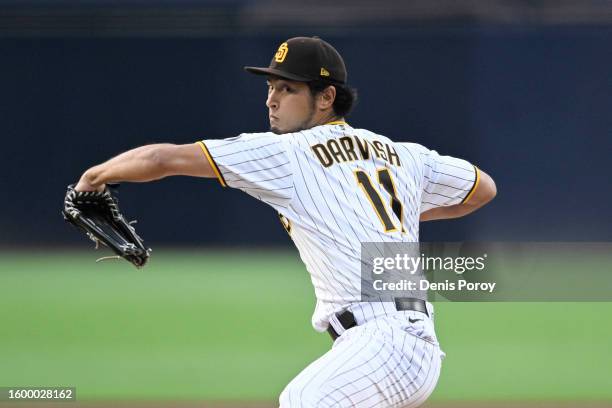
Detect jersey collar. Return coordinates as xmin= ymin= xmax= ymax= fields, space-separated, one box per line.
xmin=325 ymin=120 xmax=348 ymax=126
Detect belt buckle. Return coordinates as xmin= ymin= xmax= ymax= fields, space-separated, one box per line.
xmin=394 ymin=297 xmax=429 ymax=317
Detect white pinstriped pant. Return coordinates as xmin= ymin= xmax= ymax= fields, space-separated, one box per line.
xmin=279 ymin=303 xmax=443 ymax=408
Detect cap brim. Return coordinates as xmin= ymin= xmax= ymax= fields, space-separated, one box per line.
xmin=244 ymin=66 xmax=311 ymax=82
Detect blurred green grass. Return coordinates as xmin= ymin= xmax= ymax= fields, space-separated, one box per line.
xmin=0 ymin=250 xmax=611 ymax=402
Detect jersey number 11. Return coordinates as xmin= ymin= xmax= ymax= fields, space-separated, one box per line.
xmin=355 ymin=168 xmax=404 ymax=233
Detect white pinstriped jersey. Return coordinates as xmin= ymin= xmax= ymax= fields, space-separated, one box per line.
xmin=201 ymin=122 xmax=478 ymax=332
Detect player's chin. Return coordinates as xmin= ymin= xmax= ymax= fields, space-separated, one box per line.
xmin=270 ymin=123 xmax=302 ymax=135
xmin=270 ymin=124 xmax=294 ymax=135
xmin=270 ymin=125 xmax=283 ymax=135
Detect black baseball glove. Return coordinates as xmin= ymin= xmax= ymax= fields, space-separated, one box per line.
xmin=62 ymin=184 xmax=151 ymax=268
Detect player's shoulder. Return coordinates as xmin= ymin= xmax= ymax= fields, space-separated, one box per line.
xmin=228 ymin=131 xmax=282 ymax=143
xmin=395 ymin=141 xmax=431 ymax=155
xmin=351 ymin=127 xmax=431 ymax=155
xmin=269 ymin=123 xmax=387 ymax=145
xmin=204 ymin=131 xmax=293 ymax=160
xmin=294 ymin=123 xmax=349 ymax=142
xmin=347 ymin=126 xmax=408 ymax=145
xmin=224 ymin=128 xmax=341 ymax=152
xmin=354 ymin=128 xmax=412 ymax=148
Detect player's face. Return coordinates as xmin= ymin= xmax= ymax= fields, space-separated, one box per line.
xmin=266 ymin=78 xmax=316 ymax=134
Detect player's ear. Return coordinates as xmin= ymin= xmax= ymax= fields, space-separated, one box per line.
xmin=317 ymin=85 xmax=336 ymax=110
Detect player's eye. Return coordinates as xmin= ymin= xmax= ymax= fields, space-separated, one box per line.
xmin=266 ymin=83 xmax=293 ymax=94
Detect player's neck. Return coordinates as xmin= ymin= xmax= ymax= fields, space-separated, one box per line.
xmin=313 ymin=112 xmax=344 ymax=127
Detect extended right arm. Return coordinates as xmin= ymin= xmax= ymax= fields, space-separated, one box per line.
xmin=75 ymin=143 xmax=215 ymax=191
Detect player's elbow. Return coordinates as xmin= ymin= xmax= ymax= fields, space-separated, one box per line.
xmin=473 ymin=170 xmax=497 ymax=207
xmin=488 ymin=176 xmax=497 ymax=201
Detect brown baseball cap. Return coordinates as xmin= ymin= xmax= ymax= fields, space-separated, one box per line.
xmin=244 ymin=37 xmax=347 ymax=85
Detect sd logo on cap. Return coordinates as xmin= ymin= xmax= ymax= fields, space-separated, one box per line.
xmin=274 ymin=42 xmax=288 ymax=63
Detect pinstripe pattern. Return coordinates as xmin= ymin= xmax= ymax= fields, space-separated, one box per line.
xmin=203 ymin=126 xmax=476 ymax=331
xmin=279 ymin=310 xmax=443 ymax=408
xmin=202 ymin=123 xmax=474 ymax=407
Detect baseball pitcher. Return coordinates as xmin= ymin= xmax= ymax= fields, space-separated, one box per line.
xmin=67 ymin=37 xmax=496 ymax=407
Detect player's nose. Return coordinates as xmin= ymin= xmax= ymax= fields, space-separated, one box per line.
xmin=266 ymin=92 xmax=278 ymax=110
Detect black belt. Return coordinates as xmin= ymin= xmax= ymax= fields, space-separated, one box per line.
xmin=327 ymin=298 xmax=429 ymax=341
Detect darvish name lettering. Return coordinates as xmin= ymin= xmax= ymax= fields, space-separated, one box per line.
xmin=311 ymin=135 xmax=401 ymax=168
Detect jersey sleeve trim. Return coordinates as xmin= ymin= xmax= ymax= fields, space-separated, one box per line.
xmin=196 ymin=141 xmax=227 ymax=187
xmin=461 ymin=165 xmax=480 ymax=204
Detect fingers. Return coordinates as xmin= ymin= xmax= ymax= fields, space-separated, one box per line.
xmin=75 ymin=179 xmax=105 ymax=192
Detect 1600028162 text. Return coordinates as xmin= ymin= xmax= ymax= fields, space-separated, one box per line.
xmin=0 ymin=387 xmax=76 ymax=401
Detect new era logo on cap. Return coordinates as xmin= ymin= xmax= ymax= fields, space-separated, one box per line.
xmin=244 ymin=37 xmax=347 ymax=85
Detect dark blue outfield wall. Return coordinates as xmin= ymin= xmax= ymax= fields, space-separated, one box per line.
xmin=1 ymin=26 xmax=611 ymax=246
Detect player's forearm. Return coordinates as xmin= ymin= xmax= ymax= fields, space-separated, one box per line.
xmin=79 ymin=144 xmax=175 ymax=187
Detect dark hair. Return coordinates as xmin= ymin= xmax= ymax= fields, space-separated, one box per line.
xmin=308 ymin=81 xmax=358 ymax=118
